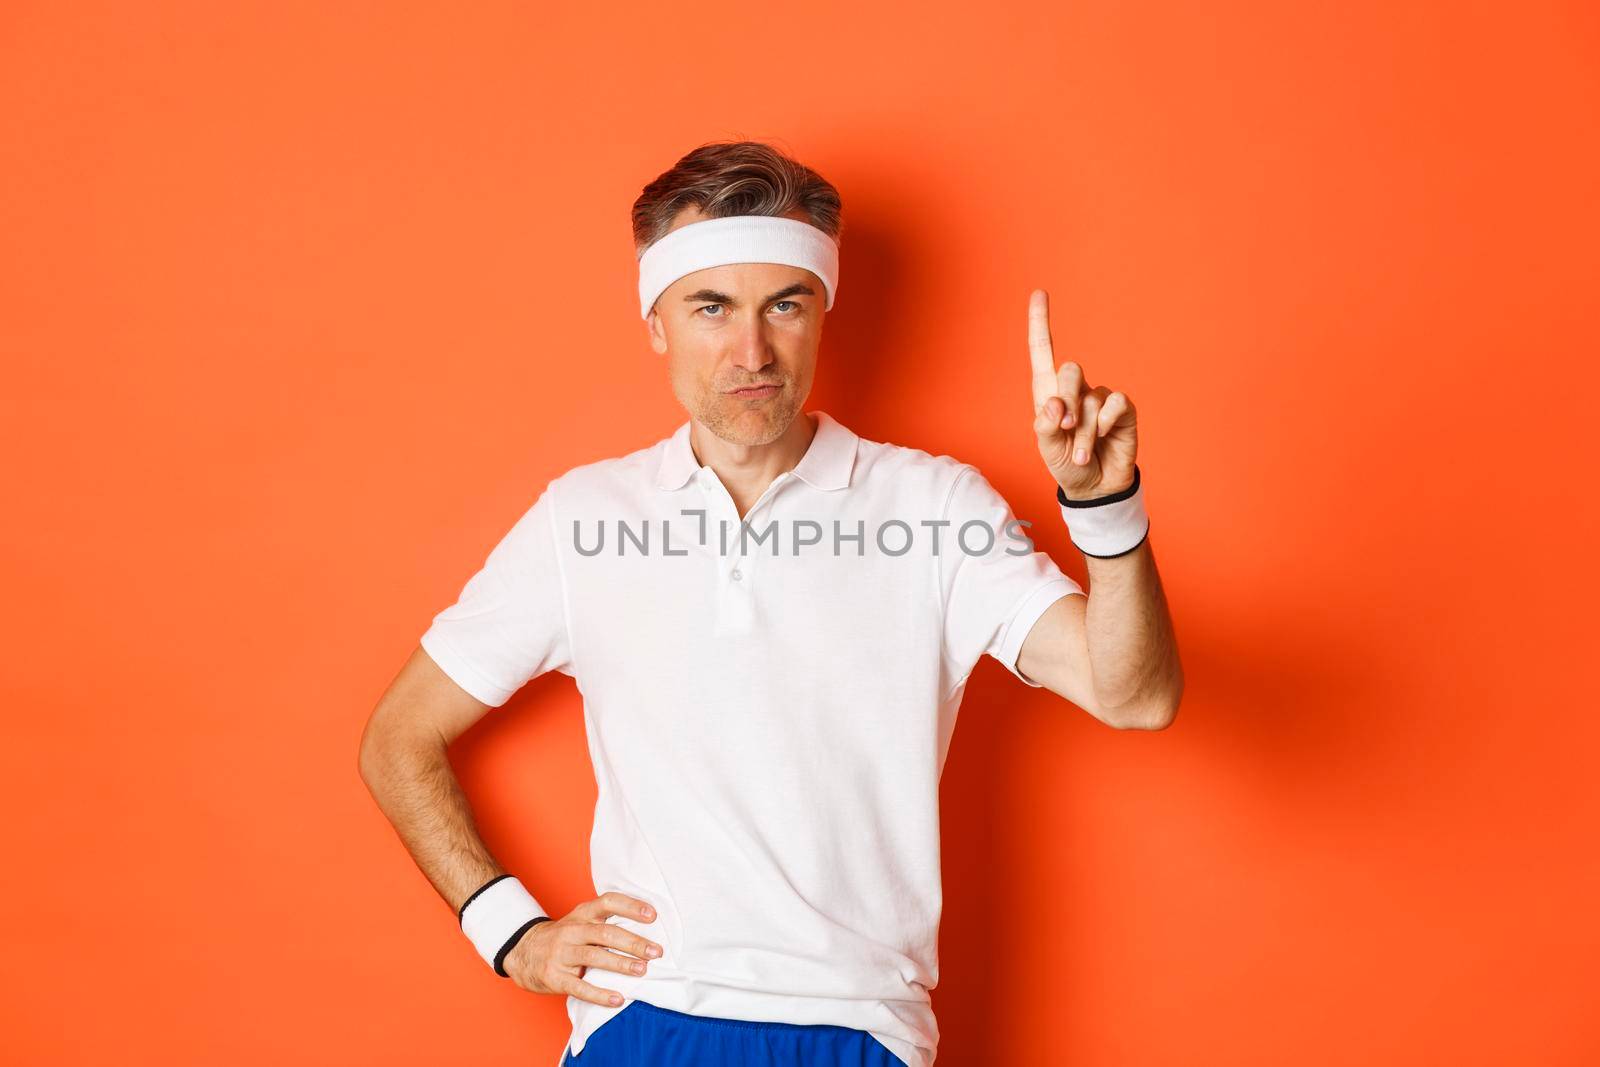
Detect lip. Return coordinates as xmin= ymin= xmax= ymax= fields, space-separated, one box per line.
xmin=729 ymin=385 xmax=781 ymax=397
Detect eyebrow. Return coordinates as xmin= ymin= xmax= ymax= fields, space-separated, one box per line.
xmin=681 ymin=282 xmax=816 ymax=306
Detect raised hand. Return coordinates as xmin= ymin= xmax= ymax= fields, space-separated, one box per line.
xmin=1027 ymin=289 xmax=1138 ymax=499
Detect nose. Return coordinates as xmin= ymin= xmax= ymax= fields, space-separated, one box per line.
xmin=729 ymin=312 xmax=775 ymax=373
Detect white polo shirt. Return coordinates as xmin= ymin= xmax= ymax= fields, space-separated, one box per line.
xmin=419 ymin=410 xmax=1085 ymax=1067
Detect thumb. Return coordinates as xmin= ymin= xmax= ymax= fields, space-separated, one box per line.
xmin=1034 ymin=396 xmax=1074 ymax=468
xmin=1035 ymin=394 xmax=1070 ymax=441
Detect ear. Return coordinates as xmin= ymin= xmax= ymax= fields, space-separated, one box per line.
xmin=646 ymin=308 xmax=668 ymax=355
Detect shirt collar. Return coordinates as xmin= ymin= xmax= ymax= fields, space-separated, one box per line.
xmin=654 ymin=410 xmax=858 ymax=492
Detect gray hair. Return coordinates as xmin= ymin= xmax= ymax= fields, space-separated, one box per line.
xmin=631 ymin=140 xmax=843 ymax=254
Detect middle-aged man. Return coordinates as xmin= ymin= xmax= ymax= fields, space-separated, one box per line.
xmin=359 ymin=140 xmax=1184 ymax=1067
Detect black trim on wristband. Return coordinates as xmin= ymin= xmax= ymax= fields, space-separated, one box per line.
xmin=1057 ymin=463 xmax=1140 ymax=508
xmin=1074 ymin=520 xmax=1151 ymax=559
xmin=458 ymin=873 xmax=514 ymax=924
xmin=493 ymin=915 xmax=552 ymax=977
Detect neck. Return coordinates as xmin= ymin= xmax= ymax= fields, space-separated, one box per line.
xmin=688 ymin=410 xmax=817 ymax=505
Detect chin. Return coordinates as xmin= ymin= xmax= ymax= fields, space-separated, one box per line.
xmin=709 ymin=395 xmax=794 ymax=442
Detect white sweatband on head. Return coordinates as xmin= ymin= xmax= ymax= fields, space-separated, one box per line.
xmin=458 ymin=874 xmax=551 ymax=977
xmin=637 ymin=214 xmax=839 ymax=319
xmin=1056 ymin=464 xmax=1150 ymax=558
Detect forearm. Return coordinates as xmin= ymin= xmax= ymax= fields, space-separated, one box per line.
xmin=1081 ymin=536 xmax=1183 ymax=727
xmin=359 ymin=738 xmax=508 ymax=913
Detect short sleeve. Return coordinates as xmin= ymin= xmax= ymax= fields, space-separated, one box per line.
xmin=940 ymin=464 xmax=1084 ymax=689
xmin=419 ymin=484 xmax=575 ymax=707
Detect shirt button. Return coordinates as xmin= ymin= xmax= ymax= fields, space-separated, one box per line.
xmin=730 ymin=568 xmax=743 ymax=581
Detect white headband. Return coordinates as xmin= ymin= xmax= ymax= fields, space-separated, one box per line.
xmin=637 ymin=215 xmax=839 ymax=319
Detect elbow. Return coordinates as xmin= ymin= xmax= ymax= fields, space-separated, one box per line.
xmin=1112 ymin=670 xmax=1185 ymax=731
xmin=357 ymin=714 xmax=412 ymax=790
xmin=357 ymin=728 xmax=387 ymax=789
xmin=358 ymin=710 xmax=449 ymax=788
xmin=357 ymin=706 xmax=390 ymax=785
xmin=1127 ymin=701 xmax=1178 ymax=731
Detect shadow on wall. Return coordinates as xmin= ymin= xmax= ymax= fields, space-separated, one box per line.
xmin=936 ymin=601 xmax=1401 ymax=1061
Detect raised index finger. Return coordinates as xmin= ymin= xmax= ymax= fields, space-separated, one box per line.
xmin=1028 ymin=288 xmax=1058 ymax=410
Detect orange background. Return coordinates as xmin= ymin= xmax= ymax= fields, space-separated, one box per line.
xmin=3 ymin=2 xmax=1597 ymax=1064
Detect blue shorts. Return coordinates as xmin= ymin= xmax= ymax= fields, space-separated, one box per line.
xmin=561 ymin=999 xmax=902 ymax=1066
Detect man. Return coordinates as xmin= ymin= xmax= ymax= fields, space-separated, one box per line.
xmin=359 ymin=140 xmax=1183 ymax=1067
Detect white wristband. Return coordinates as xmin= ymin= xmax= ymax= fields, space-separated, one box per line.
xmin=1056 ymin=464 xmax=1150 ymax=558
xmin=458 ymin=875 xmax=551 ymax=977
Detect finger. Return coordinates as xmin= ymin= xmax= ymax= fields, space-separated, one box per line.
xmin=1027 ymin=289 xmax=1058 ymax=411
xmin=1054 ymin=360 xmax=1086 ymax=430
xmin=1034 ymin=394 xmax=1068 ymax=442
xmin=571 ymin=895 xmax=611 ymax=921
xmin=579 ymin=944 xmax=651 ymax=978
xmin=1035 ymin=395 xmax=1074 ymax=471
xmin=1072 ymin=391 xmax=1103 ymax=464
xmin=558 ymin=971 xmax=627 ymax=1008
xmin=586 ymin=920 xmax=662 ymax=961
xmin=590 ymin=892 xmax=655 ymax=925
xmin=1097 ymin=390 xmax=1133 ymax=435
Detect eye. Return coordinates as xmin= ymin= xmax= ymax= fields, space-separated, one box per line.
xmin=771 ymin=300 xmax=798 ymax=313
xmin=697 ymin=303 xmax=724 ymax=317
